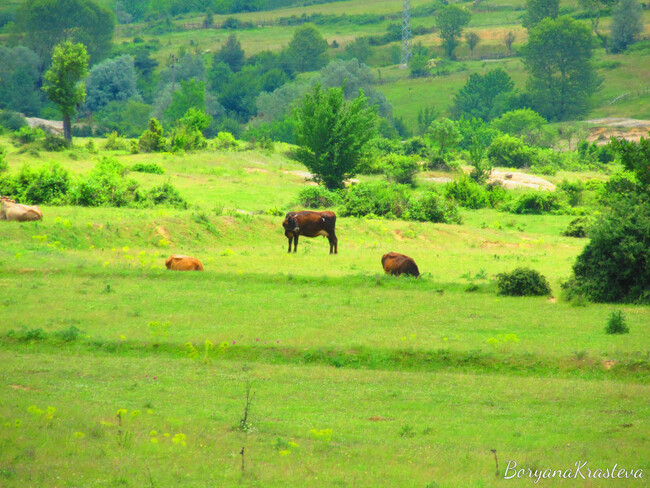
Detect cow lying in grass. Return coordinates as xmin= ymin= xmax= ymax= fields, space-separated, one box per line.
xmin=165 ymin=255 xmax=204 ymax=271
xmin=282 ymin=210 xmax=338 ymax=254
xmin=382 ymin=252 xmax=420 ymax=277
xmin=0 ymin=196 xmax=43 ymax=222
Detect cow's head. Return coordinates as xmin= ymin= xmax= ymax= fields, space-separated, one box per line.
xmin=283 ymin=214 xmax=300 ymax=233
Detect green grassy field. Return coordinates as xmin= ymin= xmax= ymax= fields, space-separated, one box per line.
xmin=0 ymin=140 xmax=648 ymax=486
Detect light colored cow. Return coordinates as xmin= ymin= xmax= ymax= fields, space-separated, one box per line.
xmin=165 ymin=254 xmax=204 ymax=271
xmin=0 ymin=197 xmax=43 ymax=222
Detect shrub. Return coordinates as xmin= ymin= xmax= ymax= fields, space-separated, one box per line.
xmin=41 ymin=133 xmax=67 ymax=151
xmin=487 ymin=134 xmax=536 ymax=169
xmin=138 ymin=118 xmax=167 ymax=153
xmin=485 ymin=183 xmax=509 ymax=209
xmin=408 ymin=189 xmax=461 ymax=224
xmin=104 ymin=131 xmax=130 ymax=151
xmin=68 ymin=158 xmax=139 ymax=207
xmin=402 ymin=137 xmax=429 ymax=157
xmin=444 ymin=174 xmax=490 ymax=209
xmin=131 ymin=162 xmax=164 ymax=174
xmin=496 ymin=268 xmax=552 ymax=296
xmin=383 ymin=154 xmax=420 ymax=186
xmin=214 ymin=131 xmax=238 ymax=151
xmin=298 ymin=186 xmax=341 ymax=208
xmin=12 ymin=126 xmax=44 ymax=145
xmin=605 ymin=310 xmax=629 ymax=334
xmin=509 ymin=191 xmax=563 ymax=214
xmin=0 ymin=145 xmax=7 ymax=173
xmin=12 ymin=163 xmax=71 ymax=204
xmin=569 ymin=197 xmax=650 ymax=303
xmin=0 ymin=110 xmax=27 ymax=131
xmin=341 ymin=181 xmax=410 ymax=218
xmin=562 ymin=217 xmax=590 ymax=238
xmin=145 ymin=182 xmax=188 ymax=209
xmin=557 ymin=179 xmax=584 ymax=206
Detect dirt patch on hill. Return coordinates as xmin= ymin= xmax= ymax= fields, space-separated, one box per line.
xmin=25 ymin=117 xmax=64 ymax=134
xmin=586 ymin=118 xmax=650 ymax=145
xmin=488 ymin=170 xmax=555 ymax=191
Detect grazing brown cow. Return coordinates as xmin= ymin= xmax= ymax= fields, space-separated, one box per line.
xmin=382 ymin=252 xmax=420 ymax=277
xmin=0 ymin=196 xmax=43 ymax=222
xmin=165 ymin=254 xmax=204 ymax=271
xmin=282 ymin=210 xmax=338 ymax=254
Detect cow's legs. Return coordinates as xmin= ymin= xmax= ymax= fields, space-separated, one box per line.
xmin=287 ymin=236 xmax=293 ymax=253
xmin=329 ymin=233 xmax=338 ymax=254
xmin=293 ymin=235 xmax=298 ymax=253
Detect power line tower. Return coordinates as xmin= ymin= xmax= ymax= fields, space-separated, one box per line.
xmin=400 ymin=0 xmax=412 ymax=68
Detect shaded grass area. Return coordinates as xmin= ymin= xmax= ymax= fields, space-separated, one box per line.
xmin=1 ymin=350 xmax=648 ymax=488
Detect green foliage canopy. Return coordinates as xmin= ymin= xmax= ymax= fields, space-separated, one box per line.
xmin=435 ymin=5 xmax=471 ymax=59
xmin=295 ymin=84 xmax=377 ymax=189
xmin=286 ymin=24 xmax=329 ymax=73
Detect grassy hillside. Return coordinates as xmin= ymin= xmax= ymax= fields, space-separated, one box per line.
xmin=0 ymin=140 xmax=648 ymax=486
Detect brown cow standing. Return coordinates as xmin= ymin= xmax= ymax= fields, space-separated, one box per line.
xmin=282 ymin=211 xmax=338 ymax=254
xmin=0 ymin=196 xmax=43 ymax=222
xmin=165 ymin=255 xmax=204 ymax=271
xmin=382 ymin=252 xmax=420 ymax=277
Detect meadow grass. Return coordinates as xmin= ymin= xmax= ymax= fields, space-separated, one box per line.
xmin=1 ymin=140 xmax=649 ymax=485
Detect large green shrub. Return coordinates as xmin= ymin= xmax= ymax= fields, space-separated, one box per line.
xmin=0 ymin=110 xmax=27 ymax=132
xmin=5 ymin=163 xmax=71 ymax=204
xmin=131 ymin=162 xmax=165 ymax=175
xmin=144 ymin=182 xmax=188 ymax=209
xmin=444 ymin=174 xmax=490 ymax=209
xmin=298 ymin=186 xmax=341 ymax=208
xmin=487 ymin=134 xmax=536 ymax=169
xmin=68 ymin=158 xmax=140 ymax=207
xmin=510 ymin=191 xmax=563 ymax=214
xmin=496 ymin=267 xmax=552 ymax=296
xmin=569 ymin=197 xmax=650 ymax=303
xmin=341 ymin=182 xmax=410 ymax=218
xmin=138 ymin=118 xmax=167 ymax=153
xmin=408 ymin=189 xmax=461 ymax=224
xmin=383 ymin=154 xmax=420 ymax=187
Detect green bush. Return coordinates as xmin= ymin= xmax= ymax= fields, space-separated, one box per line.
xmin=562 ymin=217 xmax=590 ymax=238
xmin=605 ymin=310 xmax=629 ymax=334
xmin=408 ymin=189 xmax=461 ymax=224
xmin=214 ymin=131 xmax=238 ymax=151
xmin=341 ymin=181 xmax=410 ymax=218
xmin=41 ymin=133 xmax=67 ymax=151
xmin=0 ymin=110 xmax=27 ymax=132
xmin=496 ymin=267 xmax=552 ymax=296
xmin=138 ymin=118 xmax=167 ymax=153
xmin=383 ymin=154 xmax=420 ymax=186
xmin=485 ymin=183 xmax=509 ymax=209
xmin=297 ymin=186 xmax=341 ymax=208
xmin=487 ymin=134 xmax=536 ymax=169
xmin=0 ymin=145 xmax=7 ymax=173
xmin=68 ymin=158 xmax=140 ymax=207
xmin=131 ymin=162 xmax=165 ymax=174
xmin=12 ymin=126 xmax=44 ymax=145
xmin=444 ymin=174 xmax=490 ymax=209
xmin=569 ymin=197 xmax=650 ymax=303
xmin=510 ymin=191 xmax=563 ymax=214
xmin=557 ymin=179 xmax=584 ymax=206
xmin=7 ymin=163 xmax=71 ymax=204
xmin=104 ymin=131 xmax=130 ymax=151
xmin=144 ymin=182 xmax=188 ymax=209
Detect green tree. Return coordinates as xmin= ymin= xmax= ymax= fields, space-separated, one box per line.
xmin=427 ymin=118 xmax=462 ymax=158
xmin=295 ymin=84 xmax=377 ymax=189
xmin=452 ymin=68 xmax=516 ymax=121
xmin=15 ymin=0 xmax=114 ymax=66
xmin=42 ymin=42 xmax=89 ymax=145
xmin=343 ymin=37 xmax=372 ymax=64
xmin=522 ymin=0 xmax=559 ymax=29
xmin=578 ymin=0 xmax=617 ymax=52
xmin=85 ymin=55 xmax=140 ymax=112
xmin=286 ymin=24 xmax=329 ymax=73
xmin=216 ymin=34 xmax=245 ymax=73
xmin=610 ymin=0 xmax=644 ymax=53
xmin=435 ymin=5 xmax=472 ymax=60
xmin=465 ymin=31 xmax=480 ymax=57
xmin=164 ymin=80 xmax=206 ymax=126
xmin=491 ymin=108 xmax=547 ymax=143
xmin=0 ymin=46 xmax=43 ymax=116
xmin=521 ymin=16 xmax=598 ymax=121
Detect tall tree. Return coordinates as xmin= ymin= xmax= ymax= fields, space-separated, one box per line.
xmin=522 ymin=0 xmax=559 ymax=29
xmin=85 ymin=55 xmax=140 ymax=112
xmin=451 ymin=68 xmax=516 ymax=121
xmin=609 ymin=0 xmax=644 ymax=53
xmin=15 ymin=0 xmax=115 ymax=66
xmin=435 ymin=5 xmax=472 ymax=60
xmin=295 ymin=84 xmax=377 ymax=189
xmin=521 ymin=16 xmax=598 ymax=121
xmin=578 ymin=0 xmax=617 ymax=52
xmin=465 ymin=31 xmax=480 ymax=57
xmin=42 ymin=42 xmax=89 ymax=144
xmin=286 ymin=24 xmax=329 ymax=73
xmin=215 ymin=34 xmax=245 ymax=73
